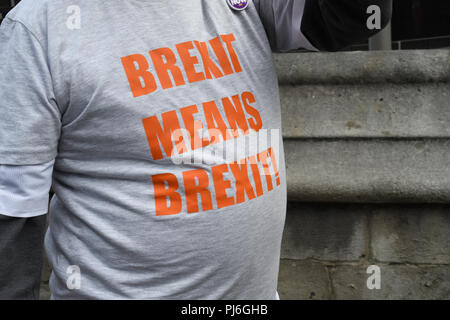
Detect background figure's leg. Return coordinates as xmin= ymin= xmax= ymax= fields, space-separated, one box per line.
xmin=0 ymin=214 xmax=47 ymax=300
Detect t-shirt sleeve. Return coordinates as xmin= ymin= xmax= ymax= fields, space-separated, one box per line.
xmin=0 ymin=160 xmax=54 ymax=218
xmin=0 ymin=17 xmax=61 ymax=165
xmin=254 ymin=0 xmax=393 ymax=52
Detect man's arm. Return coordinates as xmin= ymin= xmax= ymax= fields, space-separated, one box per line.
xmin=0 ymin=6 xmax=61 ymax=298
xmin=0 ymin=161 xmax=54 ymax=299
xmin=254 ymin=0 xmax=393 ymax=52
xmin=301 ymin=0 xmax=392 ymax=51
xmin=0 ymin=214 xmax=47 ymax=300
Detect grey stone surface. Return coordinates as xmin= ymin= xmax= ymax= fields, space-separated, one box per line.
xmin=278 ymin=203 xmax=450 ymax=299
xmin=331 ymin=264 xmax=450 ymax=300
xmin=275 ymin=50 xmax=450 ymax=85
xmin=277 ymin=49 xmax=450 ymax=203
xmin=284 ymin=139 xmax=450 ymax=203
xmin=371 ymin=205 xmax=450 ymax=264
xmin=281 ymin=83 xmax=450 ymax=138
xmin=281 ymin=203 xmax=367 ymax=261
xmin=278 ymin=259 xmax=330 ymax=300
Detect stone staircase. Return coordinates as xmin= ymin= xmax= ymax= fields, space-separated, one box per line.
xmin=276 ymin=50 xmax=450 ymax=299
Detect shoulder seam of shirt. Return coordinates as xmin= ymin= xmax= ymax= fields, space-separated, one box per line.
xmin=4 ymin=16 xmax=62 ymax=116
xmin=4 ymin=16 xmax=46 ymax=53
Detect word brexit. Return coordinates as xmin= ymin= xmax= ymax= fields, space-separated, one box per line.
xmin=152 ymin=147 xmax=281 ymax=216
xmin=121 ymin=33 xmax=242 ymax=97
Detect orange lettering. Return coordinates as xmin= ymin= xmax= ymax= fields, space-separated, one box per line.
xmin=242 ymin=91 xmax=262 ymax=132
xmin=222 ymin=95 xmax=249 ymax=137
xmin=194 ymin=40 xmax=224 ymax=80
xmin=180 ymin=104 xmax=210 ymax=150
xmin=220 ymin=34 xmax=243 ymax=73
xmin=182 ymin=169 xmax=213 ymax=213
xmin=121 ymin=54 xmax=157 ymax=98
xmin=149 ymin=47 xmax=186 ymax=89
xmin=268 ymin=147 xmax=281 ymax=186
xmin=176 ymin=41 xmax=206 ymax=83
xmin=142 ymin=111 xmax=187 ymax=160
xmin=209 ymin=37 xmax=234 ymax=76
xmin=249 ymin=155 xmax=264 ymax=197
xmin=229 ymin=159 xmax=256 ymax=204
xmin=212 ymin=164 xmax=235 ymax=209
xmin=203 ymin=100 xmax=231 ymax=143
xmin=258 ymin=150 xmax=273 ymax=191
xmin=152 ymin=173 xmax=182 ymax=216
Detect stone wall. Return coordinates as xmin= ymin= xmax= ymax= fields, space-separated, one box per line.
xmin=278 ymin=203 xmax=450 ymax=299
xmin=276 ymin=50 xmax=450 ymax=299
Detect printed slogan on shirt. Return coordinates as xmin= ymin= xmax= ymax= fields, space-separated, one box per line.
xmin=120 ymin=33 xmax=281 ymax=216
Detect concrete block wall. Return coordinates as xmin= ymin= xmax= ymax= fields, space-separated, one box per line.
xmin=278 ymin=203 xmax=450 ymax=299
xmin=276 ymin=50 xmax=450 ymax=299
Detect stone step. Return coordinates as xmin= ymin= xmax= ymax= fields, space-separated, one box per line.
xmin=276 ymin=49 xmax=450 ymax=203
xmin=281 ymin=83 xmax=450 ymax=138
xmin=284 ymin=139 xmax=450 ymax=203
xmin=274 ymin=50 xmax=450 ymax=85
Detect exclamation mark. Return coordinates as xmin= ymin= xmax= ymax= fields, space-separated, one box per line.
xmin=249 ymin=155 xmax=264 ymax=197
xmin=268 ymin=147 xmax=280 ymax=186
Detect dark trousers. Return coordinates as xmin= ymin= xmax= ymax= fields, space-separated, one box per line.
xmin=0 ymin=214 xmax=47 ymax=300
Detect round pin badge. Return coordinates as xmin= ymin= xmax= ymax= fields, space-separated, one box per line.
xmin=227 ymin=0 xmax=250 ymax=11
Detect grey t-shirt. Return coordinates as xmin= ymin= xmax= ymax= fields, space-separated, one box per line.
xmin=1 ymin=0 xmax=289 ymax=299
